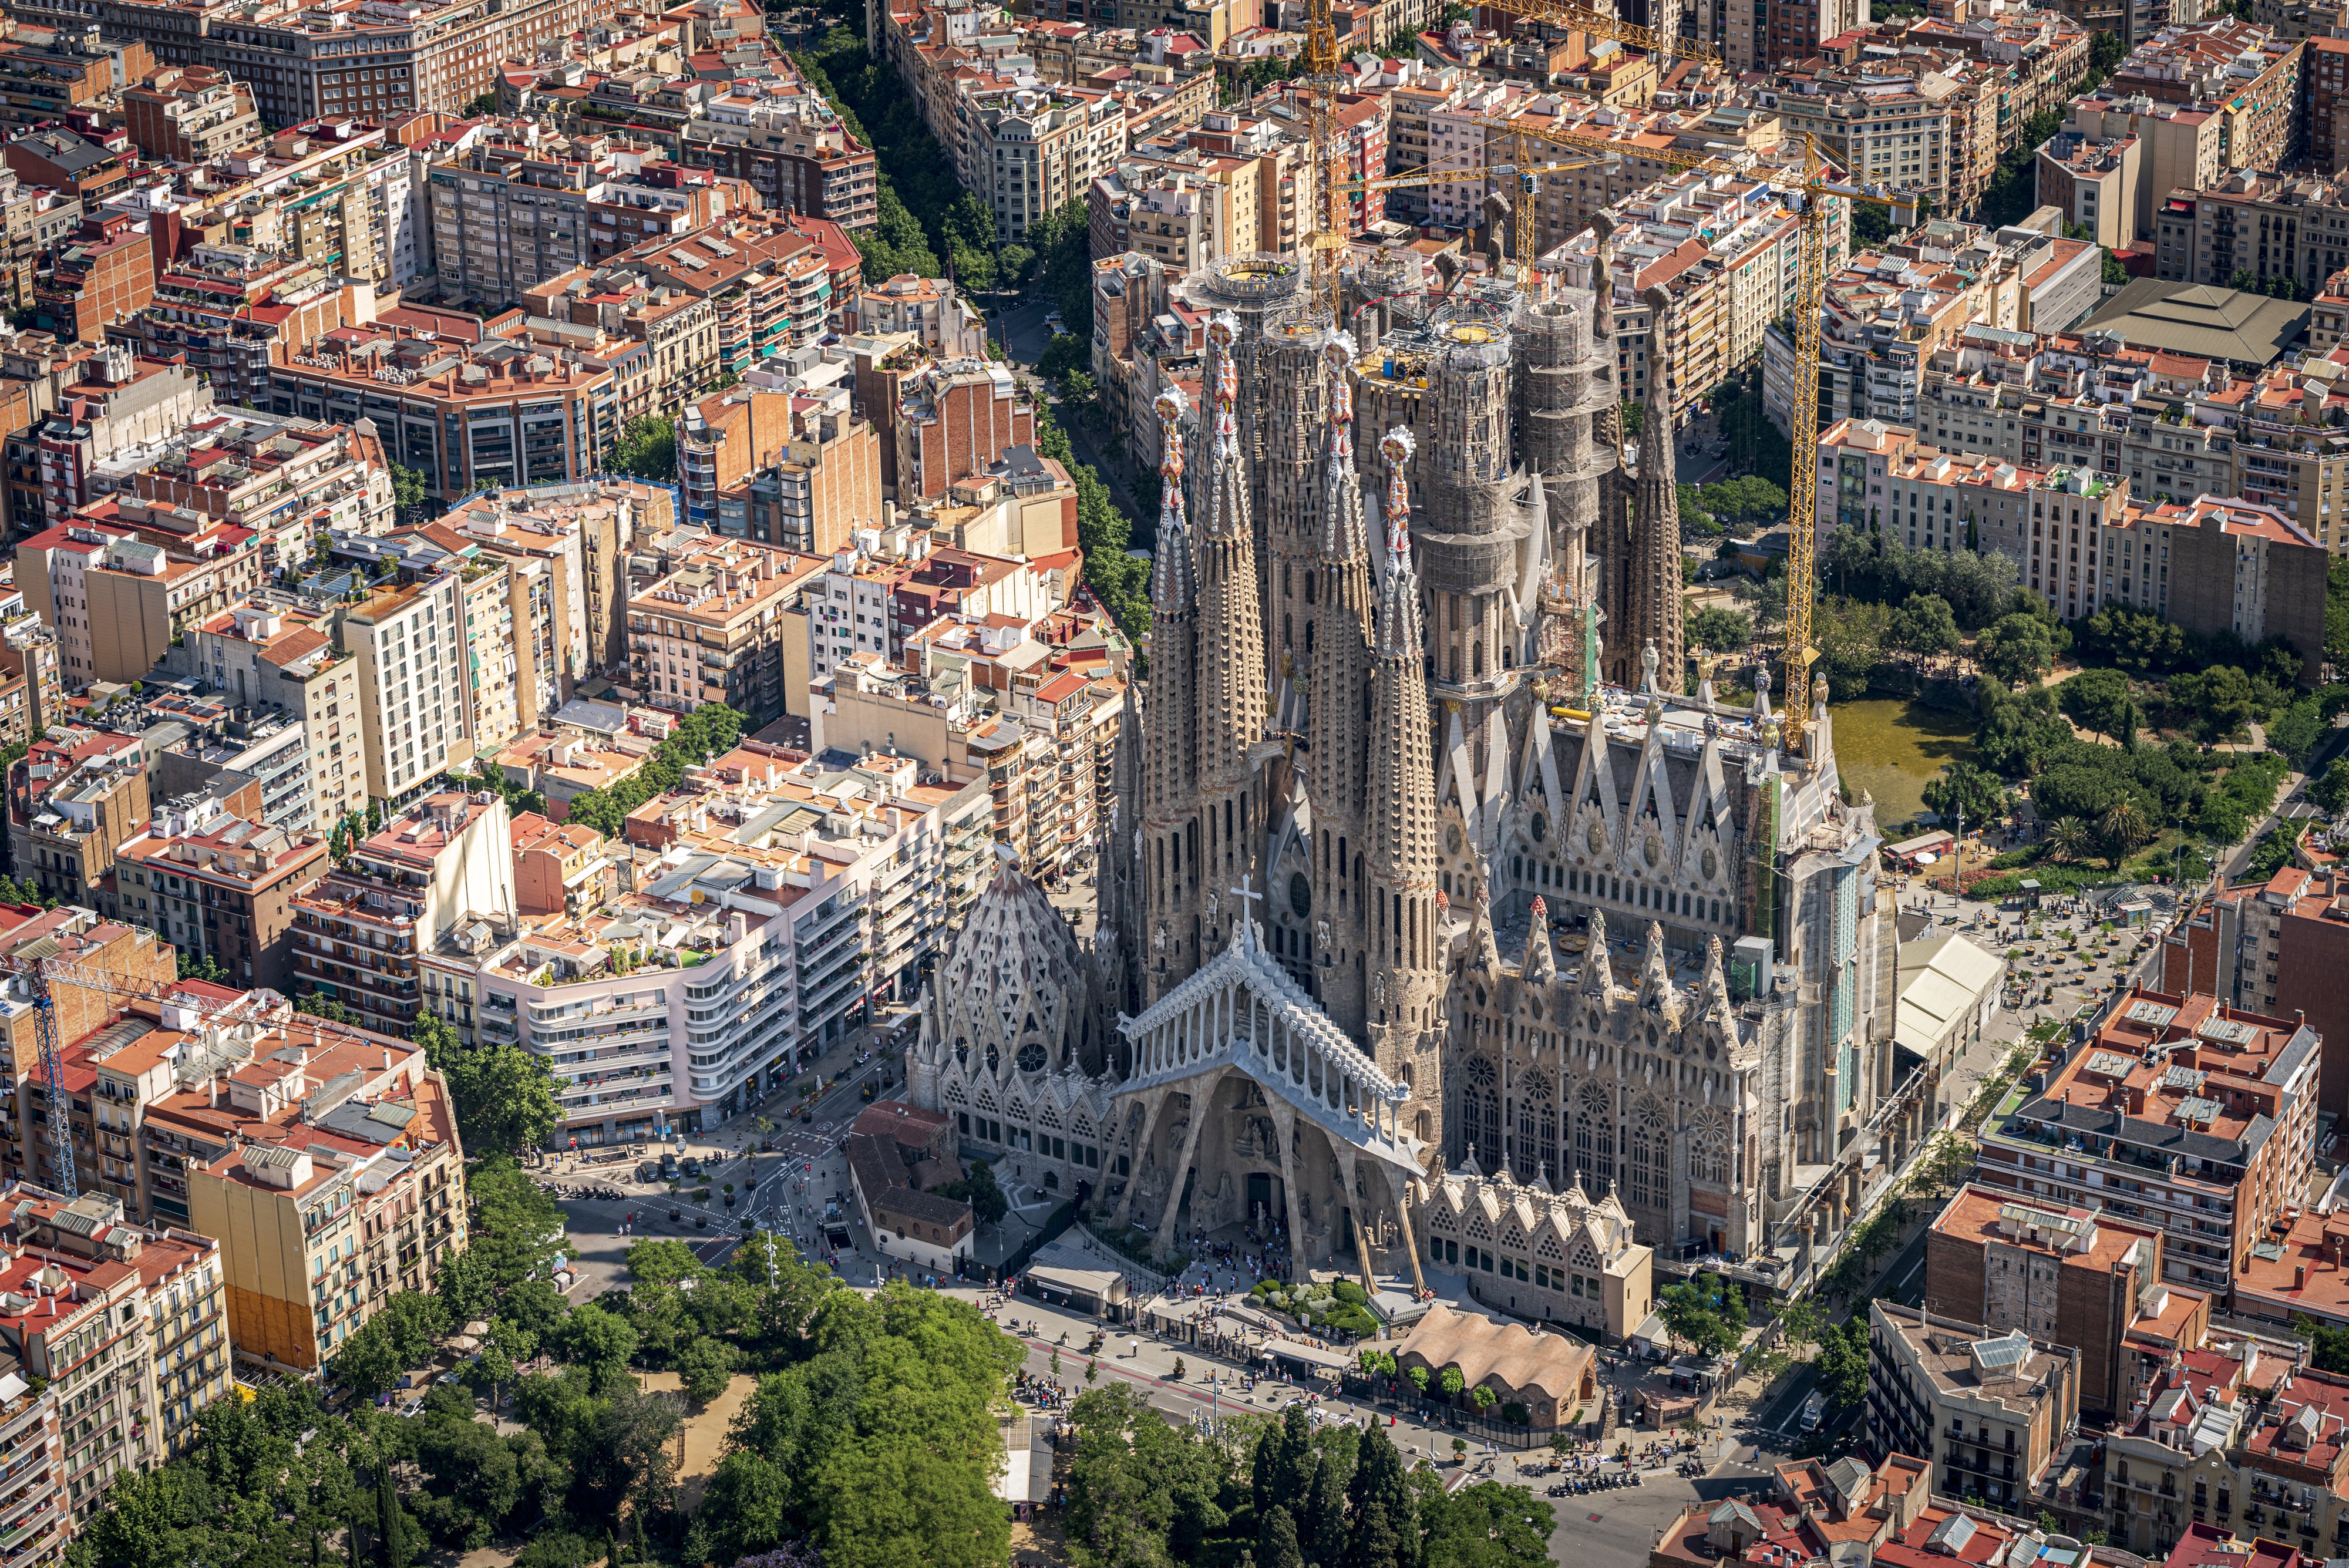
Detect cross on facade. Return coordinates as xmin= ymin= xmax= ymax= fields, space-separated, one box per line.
xmin=1230 ymin=875 xmax=1262 ymax=950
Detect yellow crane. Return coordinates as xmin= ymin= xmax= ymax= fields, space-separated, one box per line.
xmin=1470 ymin=0 xmax=1722 ymax=68
xmin=1449 ymin=118 xmax=1917 ymax=754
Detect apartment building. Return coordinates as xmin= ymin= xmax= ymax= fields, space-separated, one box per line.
xmin=176 ymin=602 xmax=366 ymax=836
xmin=1755 ymin=58 xmax=1972 ymax=216
xmin=718 ymin=393 xmax=883 ymax=557
xmin=28 ymin=346 xmax=210 ymax=530
xmin=126 ymin=406 xmax=394 ymax=563
xmin=2162 ymin=863 xmax=2349 ymax=1116
xmin=620 ymin=214 xmax=838 ymax=382
xmin=1865 ymin=1299 xmax=2082 ymax=1516
xmin=508 ymin=811 xmax=610 ymax=918
xmin=676 ymin=103 xmax=879 ymax=231
xmin=894 ymin=358 xmax=1035 ymax=503
xmin=1974 ymin=987 xmax=2321 ymax=1296
xmin=264 ymin=319 xmax=614 ymax=503
xmin=2098 ymin=1340 xmax=2349 ymax=1560
xmin=1 ymin=0 xmax=595 ymax=125
xmin=1550 ymin=167 xmax=1806 ymax=413
xmin=33 ymin=213 xmax=151 ymax=346
xmin=338 ymin=578 xmax=465 ymax=806
xmin=2038 ymin=129 xmax=2142 ymax=249
xmin=842 ymin=275 xmax=985 ymax=358
xmin=0 ymin=24 xmax=152 ymax=134
xmin=1924 ymin=1184 xmax=2174 ymax=1421
xmin=958 ymin=83 xmax=1128 ymax=244
xmin=426 ymin=479 xmax=658 ymax=677
xmin=1766 ymin=226 xmax=2098 ymax=436
xmin=677 ymin=388 xmax=795 ymax=533
xmin=517 ymin=267 xmax=719 ymax=423
xmin=2310 ymin=35 xmax=2349 ymax=173
xmin=290 ymin=791 xmax=516 ymax=1032
xmin=0 ymin=618 xmax=62 ymax=754
xmin=453 ymin=744 xmax=993 ymax=1140
xmin=0 ymin=910 xmax=176 ymax=1195
xmin=2153 ymin=171 xmax=2349 ymax=295
xmin=627 ymin=534 xmax=826 ymax=727
xmin=1721 ymin=0 xmax=1867 ymax=70
xmin=124 ymin=248 xmax=350 ymax=412
xmin=6 ymin=726 xmax=147 ymax=910
xmin=127 ymin=1013 xmax=468 ymax=1372
xmin=122 ymin=66 xmax=261 ymax=163
xmin=113 ymin=810 xmax=327 ymax=992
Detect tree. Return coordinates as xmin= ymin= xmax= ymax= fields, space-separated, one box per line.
xmin=176 ymin=951 xmax=228 ymax=984
xmin=2168 ymin=664 xmax=2258 ymax=740
xmin=465 ymin=1155 xmax=569 ymax=1296
xmin=673 ymin=1334 xmax=738 ymax=1405
xmin=2099 ymin=799 xmax=2152 ymax=866
xmin=1438 ymin=1365 xmax=1466 ymax=1399
xmin=388 ymin=462 xmax=428 ymax=517
xmin=2311 ymin=758 xmax=2349 ymax=817
xmin=1657 ymin=1273 xmax=1742 ymax=1358
xmin=1977 ymin=612 xmax=2057 ymax=687
xmin=1690 ymin=605 xmax=1752 ymax=654
xmin=1813 ymin=1320 xmax=1870 ymax=1410
xmin=1416 ymin=1477 xmax=1553 ymax=1568
xmin=414 ymin=1010 xmax=561 ymax=1157
xmin=2058 ymin=667 xmax=2135 ymax=742
xmin=939 ymin=1158 xmax=1009 ymax=1225
xmin=2045 ymin=816 xmax=2092 ymax=865
xmin=609 ymin=415 xmax=675 ymax=482
xmin=1920 ymin=761 xmax=2006 ymax=829
xmin=1889 ymin=592 xmax=1960 ymax=657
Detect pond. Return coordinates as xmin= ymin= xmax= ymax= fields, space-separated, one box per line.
xmin=1828 ymin=698 xmax=1979 ymax=830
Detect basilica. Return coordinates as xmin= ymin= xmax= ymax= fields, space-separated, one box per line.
xmin=904 ymin=245 xmax=1899 ymax=1331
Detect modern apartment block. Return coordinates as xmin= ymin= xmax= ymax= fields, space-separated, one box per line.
xmin=338 ymin=578 xmax=464 ymax=805
xmin=450 ymin=745 xmax=991 ymax=1140
xmin=893 ymin=358 xmax=1035 ymax=503
xmin=1974 ymin=987 xmax=2321 ymax=1297
xmin=289 ymin=791 xmax=515 ymax=1034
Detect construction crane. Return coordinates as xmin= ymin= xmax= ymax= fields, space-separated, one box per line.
xmin=1471 ymin=0 xmax=1723 ymax=68
xmin=1455 ymin=119 xmax=1918 ymax=754
xmin=0 ymin=954 xmax=237 ymax=1198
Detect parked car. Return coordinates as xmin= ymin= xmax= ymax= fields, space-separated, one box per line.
xmin=681 ymin=1156 xmax=703 ymax=1178
xmin=636 ymin=1161 xmax=658 ymax=1183
xmin=659 ymin=1153 xmax=679 ymax=1179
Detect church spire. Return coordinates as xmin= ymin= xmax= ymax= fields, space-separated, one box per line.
xmin=1192 ymin=313 xmax=1269 ymax=958
xmin=1367 ymin=426 xmax=1444 ymax=1150
xmin=1139 ymin=385 xmax=1204 ymax=1001
xmin=1626 ymin=287 xmax=1685 ymax=691
xmin=1305 ymin=330 xmax=1377 ymax=1035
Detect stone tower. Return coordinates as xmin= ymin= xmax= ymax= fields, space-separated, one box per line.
xmin=1602 ymin=288 xmax=1684 ymax=691
xmin=1414 ymin=307 xmax=1533 ymax=730
xmin=1186 ymin=253 xmax=1307 ymax=654
xmin=1192 ymin=313 xmax=1271 ymax=961
xmin=1304 ymin=331 xmax=1377 ymax=1037
xmin=1367 ymin=428 xmax=1445 ymax=1148
xmin=1138 ymin=385 xmax=1202 ymax=1004
xmin=1515 ymin=287 xmax=1620 ymax=654
xmin=1260 ymin=312 xmax=1331 ymax=712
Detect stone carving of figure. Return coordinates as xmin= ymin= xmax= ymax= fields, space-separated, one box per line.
xmin=1640 ymin=639 xmax=1660 ymax=694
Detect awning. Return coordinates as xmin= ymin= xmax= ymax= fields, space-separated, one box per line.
xmin=1028 ymin=1262 xmax=1129 ymax=1305
xmin=1259 ymin=1338 xmax=1357 ymax=1371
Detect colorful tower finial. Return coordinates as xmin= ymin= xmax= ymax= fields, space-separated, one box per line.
xmin=1209 ymin=312 xmax=1239 ymax=456
xmin=1380 ymin=426 xmax=1415 ymax=560
xmin=1156 ymin=386 xmax=1189 ymax=487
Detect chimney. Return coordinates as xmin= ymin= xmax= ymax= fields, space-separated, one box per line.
xmin=2297 ymin=1263 xmax=2308 ymax=1290
xmin=382 ymin=1049 xmax=391 ymax=1071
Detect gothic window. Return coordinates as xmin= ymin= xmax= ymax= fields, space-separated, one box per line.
xmin=1692 ymin=1121 xmax=1729 ymax=1186
xmin=1574 ymin=1081 xmax=1611 ymax=1189
xmin=1517 ymin=1067 xmax=1556 ymax=1183
xmin=1628 ymin=1122 xmax=1654 ymax=1206
xmin=1016 ymin=1042 xmax=1047 ymax=1074
xmin=1633 ymin=1100 xmax=1671 ymax=1207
